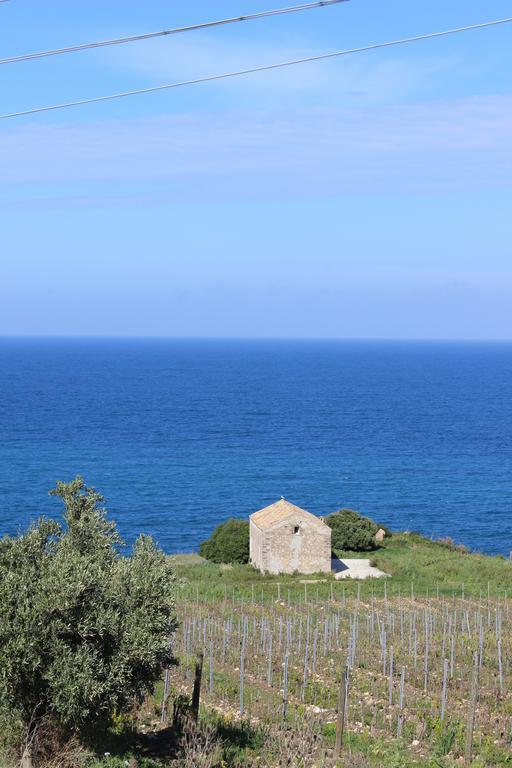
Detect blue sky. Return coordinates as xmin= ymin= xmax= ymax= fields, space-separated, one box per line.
xmin=1 ymin=0 xmax=511 ymax=338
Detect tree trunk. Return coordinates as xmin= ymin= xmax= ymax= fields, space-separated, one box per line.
xmin=20 ymin=741 xmax=34 ymax=768
xmin=20 ymin=722 xmax=38 ymax=768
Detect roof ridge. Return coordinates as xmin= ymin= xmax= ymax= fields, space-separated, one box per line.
xmin=250 ymin=498 xmax=327 ymax=530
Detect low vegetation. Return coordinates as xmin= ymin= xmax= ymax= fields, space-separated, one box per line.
xmin=199 ymin=518 xmax=250 ymax=564
xmin=326 ymin=508 xmax=385 ymax=552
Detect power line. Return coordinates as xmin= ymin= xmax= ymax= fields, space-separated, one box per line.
xmin=2 ymin=15 xmax=511 ymax=121
xmin=0 ymin=0 xmax=349 ymax=66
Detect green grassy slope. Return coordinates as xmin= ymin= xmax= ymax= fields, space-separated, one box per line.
xmin=371 ymin=533 xmax=512 ymax=596
xmin=172 ymin=532 xmax=512 ymax=599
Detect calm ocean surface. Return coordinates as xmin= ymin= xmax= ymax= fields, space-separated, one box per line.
xmin=0 ymin=338 xmax=511 ymax=555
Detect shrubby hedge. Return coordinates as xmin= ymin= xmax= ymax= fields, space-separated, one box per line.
xmin=199 ymin=519 xmax=250 ymax=564
xmin=326 ymin=508 xmax=386 ymax=552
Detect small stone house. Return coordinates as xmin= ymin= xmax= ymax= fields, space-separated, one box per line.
xmin=249 ymin=498 xmax=332 ymax=575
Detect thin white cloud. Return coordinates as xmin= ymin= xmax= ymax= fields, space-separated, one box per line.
xmin=1 ymin=94 xmax=512 ymax=198
xmin=105 ymin=34 xmax=452 ymax=106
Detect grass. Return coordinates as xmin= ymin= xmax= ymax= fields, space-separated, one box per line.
xmin=371 ymin=533 xmax=512 ymax=596
xmin=171 ymin=531 xmax=512 ymax=600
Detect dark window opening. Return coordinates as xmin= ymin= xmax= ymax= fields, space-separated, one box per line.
xmin=293 ymin=526 xmax=300 ymax=535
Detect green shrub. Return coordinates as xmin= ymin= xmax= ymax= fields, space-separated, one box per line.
xmin=0 ymin=706 xmax=22 ymax=765
xmin=326 ymin=508 xmax=380 ymax=552
xmin=199 ymin=519 xmax=250 ymax=564
xmin=430 ymin=718 xmax=461 ymax=757
xmin=0 ymin=477 xmax=176 ymax=761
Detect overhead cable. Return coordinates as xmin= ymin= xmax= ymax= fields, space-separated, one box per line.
xmin=2 ymin=16 xmax=511 ymax=121
xmin=0 ymin=0 xmax=349 ymax=66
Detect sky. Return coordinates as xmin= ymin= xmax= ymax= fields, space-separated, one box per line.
xmin=1 ymin=0 xmax=511 ymax=339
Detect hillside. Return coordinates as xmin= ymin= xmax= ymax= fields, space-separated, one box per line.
xmin=5 ymin=534 xmax=511 ymax=768
xmin=172 ymin=531 xmax=512 ymax=599
xmin=157 ymin=533 xmax=512 ymax=767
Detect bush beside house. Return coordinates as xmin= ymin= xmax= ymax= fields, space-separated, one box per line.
xmin=326 ymin=508 xmax=386 ymax=552
xmin=199 ymin=519 xmax=250 ymax=564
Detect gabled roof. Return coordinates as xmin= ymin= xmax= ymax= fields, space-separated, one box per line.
xmin=250 ymin=498 xmax=329 ymax=531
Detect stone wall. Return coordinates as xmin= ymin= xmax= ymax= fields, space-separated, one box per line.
xmin=249 ymin=519 xmax=264 ymax=571
xmin=252 ymin=514 xmax=331 ymax=575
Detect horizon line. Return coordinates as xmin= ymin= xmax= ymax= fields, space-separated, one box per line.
xmin=1 ymin=334 xmax=512 ymax=344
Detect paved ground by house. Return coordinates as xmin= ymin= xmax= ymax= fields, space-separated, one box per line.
xmin=332 ymin=558 xmax=389 ymax=580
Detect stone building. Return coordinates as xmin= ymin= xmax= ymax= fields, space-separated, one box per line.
xmin=249 ymin=498 xmax=332 ymax=575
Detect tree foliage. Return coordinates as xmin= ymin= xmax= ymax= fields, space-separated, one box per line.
xmin=199 ymin=519 xmax=249 ymax=564
xmin=326 ymin=508 xmax=382 ymax=552
xmin=0 ymin=477 xmax=176 ymax=751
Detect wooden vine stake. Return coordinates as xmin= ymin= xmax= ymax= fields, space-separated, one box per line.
xmin=283 ymin=652 xmax=290 ymax=720
xmin=160 ymin=667 xmax=171 ymax=723
xmin=334 ymin=665 xmax=349 ymax=759
xmin=240 ymin=637 xmax=246 ymax=716
xmin=464 ymin=652 xmax=479 ymax=767
xmin=191 ymin=652 xmax=204 ymax=723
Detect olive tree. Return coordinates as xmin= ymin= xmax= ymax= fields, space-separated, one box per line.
xmin=0 ymin=477 xmax=176 ymax=766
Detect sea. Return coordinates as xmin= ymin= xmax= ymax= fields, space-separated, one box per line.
xmin=0 ymin=338 xmax=511 ymax=555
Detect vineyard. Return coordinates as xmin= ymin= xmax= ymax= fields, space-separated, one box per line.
xmin=3 ymin=486 xmax=512 ymax=767
xmin=163 ymin=536 xmax=512 ymax=767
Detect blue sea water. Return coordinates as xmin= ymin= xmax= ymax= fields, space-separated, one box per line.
xmin=0 ymin=338 xmax=511 ymax=555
